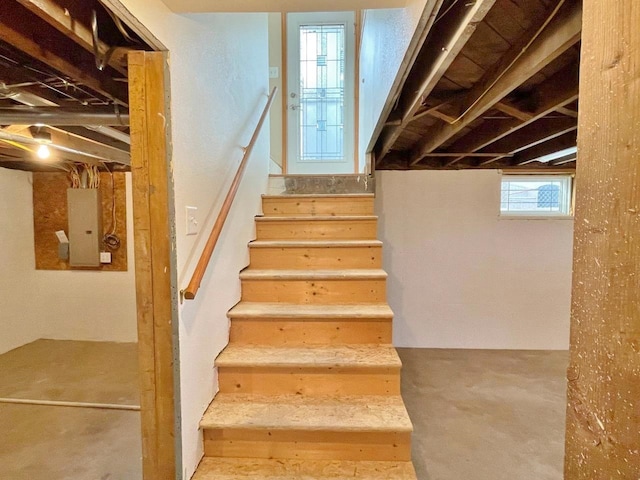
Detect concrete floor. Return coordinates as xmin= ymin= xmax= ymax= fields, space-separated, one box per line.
xmin=0 ymin=341 xmax=568 ymax=480
xmin=399 ymin=349 xmax=569 ymax=480
xmin=0 ymin=339 xmax=142 ymax=480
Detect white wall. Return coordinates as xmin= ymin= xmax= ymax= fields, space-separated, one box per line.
xmin=0 ymin=169 xmax=137 ymax=355
xmin=114 ymin=2 xmax=270 ymax=478
xmin=359 ymin=0 xmax=431 ymax=171
xmin=376 ymin=170 xmax=573 ymax=350
xmin=0 ymin=169 xmax=39 ymax=354
xmin=36 ymin=174 xmax=137 ymax=343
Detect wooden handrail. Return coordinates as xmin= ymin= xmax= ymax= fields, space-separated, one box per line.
xmin=182 ymin=87 xmax=278 ymax=301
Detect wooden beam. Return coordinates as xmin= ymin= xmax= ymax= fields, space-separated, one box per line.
xmin=513 ymin=131 xmax=576 ymax=166
xmin=478 ymin=116 xmax=577 ymax=166
xmin=422 ymin=152 xmax=510 ymax=157
xmin=48 ymin=127 xmax=130 ymax=165
xmin=128 ymin=51 xmax=176 ymax=480
xmin=443 ymin=62 xmax=580 ymax=166
xmin=411 ymin=0 xmax=582 ymax=165
xmin=565 ymin=1 xmax=640 ymax=477
xmin=374 ymin=0 xmax=497 ymax=164
xmin=494 ymin=101 xmax=533 ymax=122
xmin=14 ymin=0 xmax=127 ymax=74
xmin=0 ymin=4 xmax=128 ymax=105
xmin=556 ymin=106 xmax=578 ymax=117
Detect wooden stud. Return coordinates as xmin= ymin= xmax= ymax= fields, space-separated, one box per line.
xmin=564 ymin=0 xmax=640 ymax=477
xmin=129 ymin=51 xmax=176 ymax=480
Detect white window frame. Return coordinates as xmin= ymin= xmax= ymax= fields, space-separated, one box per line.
xmin=499 ymin=173 xmax=575 ymax=219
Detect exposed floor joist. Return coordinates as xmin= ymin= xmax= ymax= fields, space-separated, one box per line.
xmin=372 ymin=0 xmax=582 ymax=172
xmin=375 ymin=0 xmax=498 ymax=164
xmin=410 ymin=0 xmax=582 ymax=165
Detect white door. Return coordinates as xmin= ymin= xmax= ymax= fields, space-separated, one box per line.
xmin=286 ymin=12 xmax=356 ymax=174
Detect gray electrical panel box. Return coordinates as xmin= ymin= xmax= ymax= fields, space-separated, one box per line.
xmin=67 ymin=188 xmax=102 ymax=267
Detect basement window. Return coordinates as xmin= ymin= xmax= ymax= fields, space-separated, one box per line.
xmin=500 ymin=175 xmax=573 ymax=217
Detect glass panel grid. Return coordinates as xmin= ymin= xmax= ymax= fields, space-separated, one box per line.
xmin=299 ymin=23 xmax=345 ymax=162
xmin=500 ymin=176 xmax=572 ymax=215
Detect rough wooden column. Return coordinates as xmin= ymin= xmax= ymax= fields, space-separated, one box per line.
xmin=129 ymin=51 xmax=178 ymax=480
xmin=565 ymin=1 xmax=640 ymax=478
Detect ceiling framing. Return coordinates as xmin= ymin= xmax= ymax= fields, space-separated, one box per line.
xmin=372 ymin=0 xmax=581 ymax=171
xmin=0 ymin=0 xmax=153 ymax=172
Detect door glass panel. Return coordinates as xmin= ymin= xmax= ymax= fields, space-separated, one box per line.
xmin=299 ymin=24 xmax=345 ymax=161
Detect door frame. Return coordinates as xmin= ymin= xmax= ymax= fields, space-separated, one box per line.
xmin=283 ymin=11 xmax=359 ymax=174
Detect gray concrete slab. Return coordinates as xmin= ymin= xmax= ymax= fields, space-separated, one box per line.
xmin=399 ymin=349 xmax=568 ymax=480
xmin=0 ymin=339 xmax=141 ymax=479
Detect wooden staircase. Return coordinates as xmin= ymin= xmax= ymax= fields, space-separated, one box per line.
xmin=192 ymin=193 xmax=416 ymax=479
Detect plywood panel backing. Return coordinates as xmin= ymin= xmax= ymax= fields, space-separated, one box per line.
xmin=33 ymin=172 xmax=128 ymax=271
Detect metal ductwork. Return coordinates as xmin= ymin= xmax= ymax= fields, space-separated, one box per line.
xmin=0 ymin=106 xmax=129 ymax=126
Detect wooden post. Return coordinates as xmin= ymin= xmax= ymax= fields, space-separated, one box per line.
xmin=565 ymin=1 xmax=640 ymax=478
xmin=128 ymin=51 xmax=178 ymax=480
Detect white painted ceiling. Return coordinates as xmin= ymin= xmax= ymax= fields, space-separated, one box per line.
xmin=160 ymin=0 xmax=407 ymax=13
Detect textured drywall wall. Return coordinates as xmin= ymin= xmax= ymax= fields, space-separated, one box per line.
xmin=115 ymin=2 xmax=270 ymax=477
xmin=0 ymin=169 xmax=39 ymax=355
xmin=358 ymin=0 xmax=431 ymax=171
xmin=376 ymin=170 xmax=574 ymax=350
xmin=0 ymin=169 xmax=137 ymax=355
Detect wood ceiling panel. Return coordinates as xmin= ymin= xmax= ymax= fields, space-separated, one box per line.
xmin=460 ymin=21 xmax=512 ymax=71
xmin=484 ymin=0 xmax=529 ymax=42
xmin=443 ymin=54 xmax=487 ymax=89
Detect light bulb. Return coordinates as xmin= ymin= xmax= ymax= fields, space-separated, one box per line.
xmin=37 ymin=144 xmax=51 ymax=160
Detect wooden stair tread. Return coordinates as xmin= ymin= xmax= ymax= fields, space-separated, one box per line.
xmin=200 ymin=394 xmax=413 ymax=432
xmin=249 ymin=240 xmax=383 ymax=248
xmin=240 ymin=269 xmax=387 ymax=280
xmin=215 ymin=344 xmax=401 ymax=368
xmin=229 ymin=302 xmax=393 ymax=319
xmin=256 ymin=215 xmax=377 ymax=222
xmin=193 ymin=457 xmax=416 ymax=479
xmin=262 ymin=193 xmax=375 ymax=199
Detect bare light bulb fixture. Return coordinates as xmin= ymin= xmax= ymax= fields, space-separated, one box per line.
xmin=33 ymin=129 xmax=52 ymax=161
xmin=37 ymin=144 xmax=51 ymax=159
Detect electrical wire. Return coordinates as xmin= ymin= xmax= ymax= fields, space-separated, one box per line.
xmin=101 ymin=163 xmax=121 ymax=251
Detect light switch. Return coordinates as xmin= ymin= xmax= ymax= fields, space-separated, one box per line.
xmin=186 ymin=206 xmax=199 ymax=236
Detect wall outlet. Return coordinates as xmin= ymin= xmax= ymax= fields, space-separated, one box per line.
xmin=186 ymin=206 xmax=199 ymax=236
xmin=269 ymin=66 xmax=279 ymax=79
xmin=100 ymin=251 xmax=112 ymax=264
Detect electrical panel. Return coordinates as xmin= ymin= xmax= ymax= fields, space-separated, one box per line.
xmin=67 ymin=188 xmax=102 ymax=267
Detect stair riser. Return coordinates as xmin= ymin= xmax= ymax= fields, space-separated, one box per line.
xmin=217 ymin=367 xmax=400 ymax=396
xmin=204 ymin=429 xmax=411 ymax=461
xmin=241 ymin=279 xmax=386 ymax=304
xmin=229 ymin=319 xmax=393 ymax=345
xmin=256 ymin=220 xmax=378 ymax=240
xmin=249 ymin=245 xmax=382 ymax=269
xmin=262 ymin=197 xmax=374 ymax=217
